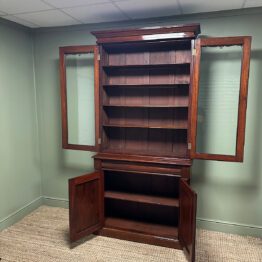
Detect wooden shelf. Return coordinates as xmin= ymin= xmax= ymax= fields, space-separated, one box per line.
xmin=103 ymin=63 xmax=190 ymax=71
xmin=94 ymin=152 xmax=192 ymax=166
xmin=105 ymin=217 xmax=178 ymax=239
xmin=103 ymin=103 xmax=188 ymax=108
xmin=103 ymin=84 xmax=190 ymax=88
xmin=102 ymin=147 xmax=188 ymax=158
xmin=100 ymin=28 xmax=191 ymax=159
xmin=105 ymin=190 xmax=179 ymax=207
xmin=103 ymin=123 xmax=188 ymax=130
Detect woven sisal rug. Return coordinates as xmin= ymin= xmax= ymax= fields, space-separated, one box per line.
xmin=0 ymin=206 xmax=261 ymax=261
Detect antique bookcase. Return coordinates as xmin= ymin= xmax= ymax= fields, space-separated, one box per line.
xmin=59 ymin=24 xmax=251 ymax=262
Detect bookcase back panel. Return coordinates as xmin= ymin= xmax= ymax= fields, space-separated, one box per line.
xmin=108 ymin=50 xmax=191 ymax=65
xmin=103 ymin=86 xmax=189 ymax=106
xmin=104 ymin=171 xmax=180 ymax=198
xmin=103 ymin=107 xmax=188 ymax=128
xmin=107 ymin=67 xmax=190 ymax=85
xmin=105 ymin=40 xmax=192 ymax=66
xmin=102 ymin=127 xmax=187 ymax=157
xmin=101 ymin=39 xmax=193 ymax=158
xmin=105 ymin=199 xmax=179 ymax=226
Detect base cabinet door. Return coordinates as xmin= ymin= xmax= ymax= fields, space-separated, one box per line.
xmin=69 ymin=171 xmax=104 ymax=242
xmin=179 ymin=179 xmax=197 ymax=262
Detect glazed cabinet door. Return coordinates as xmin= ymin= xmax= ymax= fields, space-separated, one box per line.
xmin=179 ymin=179 xmax=197 ymax=262
xmin=60 ymin=45 xmax=100 ymax=151
xmin=69 ymin=171 xmax=104 ymax=242
xmin=191 ymin=36 xmax=251 ymax=162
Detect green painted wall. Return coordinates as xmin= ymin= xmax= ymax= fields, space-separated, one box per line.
xmin=34 ymin=9 xmax=262 ymax=237
xmin=1 ymin=8 xmax=261 ymax=237
xmin=33 ymin=30 xmax=97 ymax=201
xmin=0 ymin=20 xmax=42 ymax=229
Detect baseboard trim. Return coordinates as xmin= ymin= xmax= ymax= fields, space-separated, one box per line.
xmin=42 ymin=196 xmax=262 ymax=238
xmin=42 ymin=196 xmax=69 ymax=208
xmin=197 ymin=217 xmax=262 ymax=238
xmin=1 ymin=196 xmax=261 ymax=239
xmin=0 ymin=196 xmax=43 ymax=231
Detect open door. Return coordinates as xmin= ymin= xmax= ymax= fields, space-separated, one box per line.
xmin=69 ymin=171 xmax=104 ymax=242
xmin=190 ymin=36 xmax=251 ymax=162
xmin=60 ymin=45 xmax=100 ymax=151
xmin=179 ymin=179 xmax=197 ymax=262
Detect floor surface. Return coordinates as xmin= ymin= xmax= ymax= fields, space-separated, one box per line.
xmin=0 ymin=206 xmax=261 ymax=262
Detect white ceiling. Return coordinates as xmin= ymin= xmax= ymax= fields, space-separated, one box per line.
xmin=0 ymin=0 xmax=261 ymax=28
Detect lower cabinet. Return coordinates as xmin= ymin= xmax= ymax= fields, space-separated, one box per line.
xmin=69 ymin=168 xmax=197 ymax=262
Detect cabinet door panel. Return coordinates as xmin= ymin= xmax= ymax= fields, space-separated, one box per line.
xmin=69 ymin=171 xmax=104 ymax=242
xmin=191 ymin=37 xmax=251 ymax=161
xmin=60 ymin=45 xmax=100 ymax=151
xmin=179 ymin=179 xmax=197 ymax=262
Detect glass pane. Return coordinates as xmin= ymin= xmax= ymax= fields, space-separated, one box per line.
xmin=65 ymin=53 xmax=95 ymax=146
xmin=196 ymin=45 xmax=242 ymax=155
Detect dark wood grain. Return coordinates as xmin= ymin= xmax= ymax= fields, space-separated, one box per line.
xmin=94 ymin=152 xmax=192 ymax=166
xmin=103 ymin=84 xmax=190 ymax=88
xmin=104 ymin=86 xmax=189 ymax=107
xmin=69 ymin=171 xmax=104 ymax=242
xmin=103 ymin=104 xmax=189 ymax=108
xmin=103 ymin=63 xmax=190 ymax=70
xmin=190 ymin=36 xmax=252 ymax=162
xmin=102 ymin=127 xmax=187 ymax=157
xmin=100 ymin=36 xmax=191 ymax=159
xmin=186 ymin=40 xmax=195 ymax=157
xmin=96 ymin=227 xmax=181 ymax=249
xmin=105 ymin=217 xmax=178 ymax=239
xmin=105 ymin=191 xmax=179 ymax=207
xmin=101 ymin=162 xmax=186 ymax=177
xmin=92 ymin=24 xmax=200 ymax=44
xmin=59 ymin=45 xmax=100 ymax=151
xmin=103 ymin=39 xmax=191 ymax=53
xmin=105 ymin=199 xmax=179 ymax=226
xmin=179 ymin=179 xmax=197 ymax=262
xmin=103 ymin=107 xmax=188 ymax=130
xmin=103 ymin=123 xmax=188 ymax=129
xmin=66 ymin=25 xmax=252 ymax=258
xmin=92 ymin=24 xmax=200 ymax=38
xmin=104 ymin=170 xmax=180 ymax=198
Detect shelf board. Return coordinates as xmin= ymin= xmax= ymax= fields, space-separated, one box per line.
xmin=103 ymin=104 xmax=188 ymax=108
xmin=94 ymin=152 xmax=192 ymax=166
xmin=103 ymin=84 xmax=190 ymax=88
xmin=105 ymin=217 xmax=178 ymax=239
xmin=105 ymin=190 xmax=179 ymax=207
xmin=103 ymin=63 xmax=190 ymax=71
xmin=102 ymin=147 xmax=188 ymax=158
xmin=103 ymin=123 xmax=188 ymax=130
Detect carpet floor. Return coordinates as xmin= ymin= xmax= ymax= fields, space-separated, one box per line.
xmin=0 ymin=206 xmax=261 ymax=262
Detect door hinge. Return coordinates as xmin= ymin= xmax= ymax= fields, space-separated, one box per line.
xmin=192 ymin=48 xmax=196 ymax=56
xmin=98 ymin=138 xmax=102 ymax=144
xmin=188 ymin=143 xmax=192 ymax=150
xmin=97 ymin=54 xmax=101 ymax=61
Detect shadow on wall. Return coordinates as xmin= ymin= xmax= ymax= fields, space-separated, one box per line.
xmin=190 ymin=50 xmax=262 ymax=235
xmin=192 ymin=49 xmax=262 ymax=190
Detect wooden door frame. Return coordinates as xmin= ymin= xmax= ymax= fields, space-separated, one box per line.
xmin=60 ymin=45 xmax=100 ymax=151
xmin=69 ymin=171 xmax=104 ymax=242
xmin=179 ymin=179 xmax=197 ymax=262
xmin=190 ymin=36 xmax=251 ymax=162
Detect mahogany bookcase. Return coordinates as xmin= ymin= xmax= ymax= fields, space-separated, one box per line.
xmin=59 ymin=24 xmax=251 ymax=262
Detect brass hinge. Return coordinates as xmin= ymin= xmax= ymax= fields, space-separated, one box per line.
xmin=188 ymin=143 xmax=192 ymax=150
xmin=98 ymin=138 xmax=102 ymax=144
xmin=192 ymin=48 xmax=196 ymax=56
xmin=97 ymin=54 xmax=101 ymax=61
